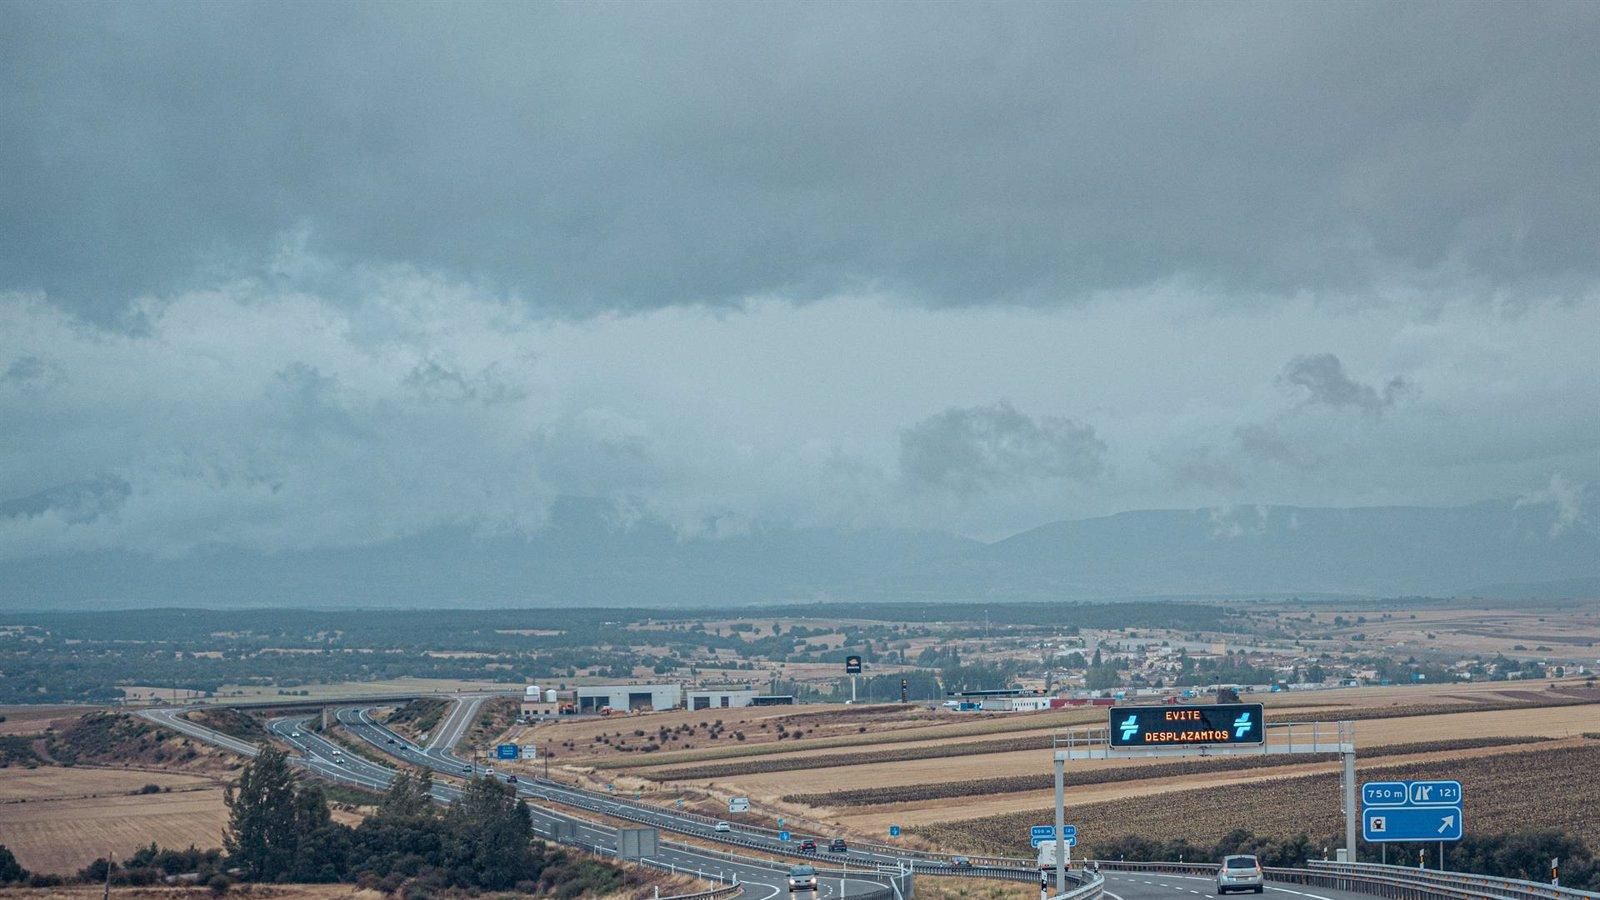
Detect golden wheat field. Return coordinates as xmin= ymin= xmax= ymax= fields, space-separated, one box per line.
xmin=0 ymin=790 xmax=232 ymax=874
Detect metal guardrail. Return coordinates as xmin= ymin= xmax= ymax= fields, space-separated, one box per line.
xmin=1307 ymin=861 xmax=1600 ymax=900
xmin=1084 ymin=858 xmax=1596 ymax=900
xmin=1048 ymin=870 xmax=1104 ymax=900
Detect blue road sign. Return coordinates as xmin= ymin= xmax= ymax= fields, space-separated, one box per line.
xmin=889 ymin=825 xmax=902 ymax=837
xmin=1364 ymin=806 xmax=1463 ymax=842
xmin=779 ymin=831 xmax=791 ymax=842
xmin=495 ymin=743 xmax=519 ymax=760
xmin=1031 ymin=825 xmax=1077 ymax=848
xmin=1362 ymin=781 xmax=1409 ymax=807
xmin=1408 ymin=780 xmax=1462 ymax=805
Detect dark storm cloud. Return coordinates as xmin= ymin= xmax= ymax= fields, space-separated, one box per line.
xmin=3 ymin=2 xmax=1598 ymax=319
xmin=1280 ymin=353 xmax=1409 ymax=414
xmin=899 ymin=401 xmax=1105 ymax=494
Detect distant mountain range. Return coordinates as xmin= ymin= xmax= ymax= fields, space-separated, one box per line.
xmin=1 ymin=494 xmax=1596 ymax=609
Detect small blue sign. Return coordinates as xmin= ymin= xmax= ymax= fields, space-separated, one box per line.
xmin=1364 ymin=806 xmax=1463 ymax=842
xmin=889 ymin=825 xmax=901 ymax=837
xmin=1031 ymin=825 xmax=1077 ymax=848
xmin=1408 ymin=780 xmax=1462 ymax=805
xmin=779 ymin=831 xmax=791 ymax=842
xmin=1362 ymin=781 xmax=1409 ymax=807
xmin=495 ymin=743 xmax=519 ymax=760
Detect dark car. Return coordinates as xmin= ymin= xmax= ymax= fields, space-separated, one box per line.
xmin=799 ymin=839 xmax=818 ymax=854
xmin=827 ymin=838 xmax=847 ymax=854
xmin=949 ymin=857 xmax=972 ymax=869
xmin=506 ymin=774 xmax=519 ymax=783
xmin=462 ymin=765 xmax=472 ymax=774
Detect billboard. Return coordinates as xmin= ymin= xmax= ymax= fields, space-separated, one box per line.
xmin=617 ymin=827 xmax=659 ymax=860
xmin=845 ymin=655 xmax=863 ymax=674
xmin=1108 ymin=703 xmax=1264 ymax=748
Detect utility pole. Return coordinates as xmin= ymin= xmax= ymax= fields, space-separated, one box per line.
xmin=103 ymin=851 xmax=112 ymax=900
xmin=1053 ymin=755 xmax=1066 ymax=895
xmin=1341 ymin=750 xmax=1357 ymax=860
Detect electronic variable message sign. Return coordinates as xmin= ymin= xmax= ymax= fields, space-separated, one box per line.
xmin=845 ymin=655 xmax=863 ymax=674
xmin=1108 ymin=703 xmax=1264 ymax=747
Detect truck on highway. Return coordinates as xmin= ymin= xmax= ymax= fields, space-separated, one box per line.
xmin=1036 ymin=839 xmax=1069 ymax=871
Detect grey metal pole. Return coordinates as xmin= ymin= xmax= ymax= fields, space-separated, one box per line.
xmin=1342 ymin=750 xmax=1357 ymax=859
xmin=1054 ymin=755 xmax=1066 ymax=895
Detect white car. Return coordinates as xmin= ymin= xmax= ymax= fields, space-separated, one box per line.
xmin=1216 ymin=854 xmax=1264 ymax=894
xmin=714 ymin=821 xmax=732 ymax=833
xmin=291 ymin=731 xmax=301 ymax=738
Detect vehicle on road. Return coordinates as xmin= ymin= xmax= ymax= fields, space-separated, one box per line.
xmin=291 ymin=731 xmax=301 ymax=738
xmin=507 ymin=774 xmax=518 ymax=783
xmin=799 ymin=839 xmax=817 ymax=854
xmin=949 ymin=857 xmax=972 ymax=868
xmin=827 ymin=838 xmax=847 ymax=853
xmin=714 ymin=821 xmax=732 ymax=833
xmin=787 ymin=865 xmax=818 ymax=893
xmin=1216 ymin=855 xmax=1263 ymax=894
xmin=1036 ymin=839 xmax=1067 ymax=871
xmin=462 ymin=765 xmax=472 ymax=773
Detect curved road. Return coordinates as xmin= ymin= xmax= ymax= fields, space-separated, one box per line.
xmin=141 ymin=705 xmax=891 ymax=899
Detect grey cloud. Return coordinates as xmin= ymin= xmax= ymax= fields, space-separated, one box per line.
xmin=1234 ymin=423 xmax=1321 ymax=469
xmin=899 ymin=401 xmax=1105 ymax=494
xmin=0 ymin=475 xmax=131 ymax=525
xmin=1281 ymin=354 xmax=1410 ymax=414
xmin=3 ymin=2 xmax=1599 ymax=321
xmin=2 ymin=355 xmax=62 ymax=389
xmin=404 ymin=360 xmax=529 ymax=405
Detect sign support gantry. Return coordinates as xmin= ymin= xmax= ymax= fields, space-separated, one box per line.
xmin=1049 ymin=718 xmax=1357 ymax=893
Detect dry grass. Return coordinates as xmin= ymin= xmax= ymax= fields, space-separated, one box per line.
xmin=0 ymin=788 xmax=232 ymax=874
xmin=0 ymin=887 xmax=389 ymax=900
xmin=676 ymin=696 xmax=1600 ymax=799
xmin=911 ymin=742 xmax=1600 ymax=857
xmin=912 ymin=876 xmax=1040 ymax=900
xmin=0 ymin=767 xmax=216 ymax=803
xmin=0 ymin=707 xmax=92 ymax=737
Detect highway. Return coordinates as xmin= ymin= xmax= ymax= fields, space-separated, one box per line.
xmin=335 ymin=702 xmax=980 ymax=875
xmin=1097 ymin=870 xmax=1374 ymax=900
xmin=143 ymin=704 xmax=892 ymax=900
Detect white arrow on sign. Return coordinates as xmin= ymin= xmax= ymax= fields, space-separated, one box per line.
xmin=1438 ymin=814 xmax=1456 ymax=834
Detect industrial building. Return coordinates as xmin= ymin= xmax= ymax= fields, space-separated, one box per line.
xmin=574 ymin=683 xmax=682 ymax=713
xmin=686 ymin=688 xmax=756 ymax=710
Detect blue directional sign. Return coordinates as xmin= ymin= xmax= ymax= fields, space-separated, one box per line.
xmin=1361 ymin=779 xmax=1465 ymax=843
xmin=495 ymin=743 xmax=519 ymax=760
xmin=889 ymin=825 xmax=901 ymax=837
xmin=1362 ymin=781 xmax=1409 ymax=807
xmin=1364 ymin=806 xmax=1463 ymax=842
xmin=1031 ymin=825 xmax=1077 ymax=848
xmin=1408 ymin=780 xmax=1462 ymax=805
xmin=779 ymin=831 xmax=791 ymax=842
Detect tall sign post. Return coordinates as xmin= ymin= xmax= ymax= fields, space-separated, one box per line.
xmin=845 ymin=655 xmax=862 ymax=703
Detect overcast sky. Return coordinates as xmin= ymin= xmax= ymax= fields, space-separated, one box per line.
xmin=2 ymin=1 xmax=1597 ymax=559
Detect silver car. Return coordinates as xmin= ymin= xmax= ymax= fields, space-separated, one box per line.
xmin=1216 ymin=854 xmax=1264 ymax=894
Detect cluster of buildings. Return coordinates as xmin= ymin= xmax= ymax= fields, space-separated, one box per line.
xmin=518 ymin=682 xmax=794 ymax=720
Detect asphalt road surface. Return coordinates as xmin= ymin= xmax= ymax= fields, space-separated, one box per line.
xmin=1099 ymin=870 xmax=1375 ymax=900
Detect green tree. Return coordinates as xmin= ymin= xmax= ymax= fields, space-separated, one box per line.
xmin=0 ymin=844 xmax=27 ymax=884
xmin=443 ymin=777 xmax=537 ymax=889
xmin=378 ymin=770 xmax=435 ymax=820
xmin=223 ymin=746 xmax=300 ymax=880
